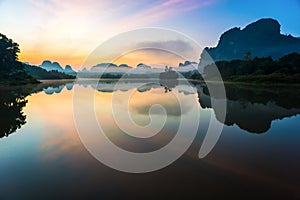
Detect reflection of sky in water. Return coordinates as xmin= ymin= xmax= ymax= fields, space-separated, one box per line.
xmin=0 ymin=82 xmax=299 ymax=199
xmin=92 ymin=86 xmax=203 ymax=152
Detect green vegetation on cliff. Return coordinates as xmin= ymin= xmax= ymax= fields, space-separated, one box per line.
xmin=204 ymin=53 xmax=300 ymax=83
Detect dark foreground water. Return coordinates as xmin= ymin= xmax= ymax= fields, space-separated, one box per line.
xmin=0 ymin=80 xmax=299 ymax=199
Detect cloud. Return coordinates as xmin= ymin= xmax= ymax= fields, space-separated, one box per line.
xmin=130 ymin=91 xmax=195 ymax=116
xmin=135 ymin=40 xmax=195 ymax=52
xmin=132 ymin=39 xmax=201 ymax=63
xmin=85 ymin=40 xmax=200 ymax=68
xmin=115 ymin=0 xmax=215 ymax=28
xmin=135 ymin=40 xmax=198 ymax=55
xmin=2 ymin=0 xmax=215 ymax=68
xmin=27 ymin=0 xmax=215 ymax=31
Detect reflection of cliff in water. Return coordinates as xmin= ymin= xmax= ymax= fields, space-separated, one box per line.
xmin=40 ymin=81 xmax=74 ymax=95
xmin=3 ymin=79 xmax=299 ymax=138
xmin=196 ymin=83 xmax=300 ymax=133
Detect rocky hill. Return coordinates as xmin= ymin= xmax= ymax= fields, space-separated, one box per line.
xmin=200 ymin=18 xmax=300 ymax=65
xmin=40 ymin=60 xmax=76 ymax=75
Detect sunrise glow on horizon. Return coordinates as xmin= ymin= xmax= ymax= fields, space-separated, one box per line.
xmin=1 ymin=0 xmax=299 ymax=70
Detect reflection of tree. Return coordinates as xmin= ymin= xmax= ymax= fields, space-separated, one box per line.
xmin=0 ymin=81 xmax=75 ymax=139
xmin=0 ymin=89 xmax=28 ymax=138
xmin=159 ymin=67 xmax=178 ymax=93
xmin=159 ymin=79 xmax=178 ymax=93
xmin=196 ymin=83 xmax=300 ymax=133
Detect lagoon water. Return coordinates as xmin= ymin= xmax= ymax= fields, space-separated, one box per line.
xmin=0 ymin=80 xmax=299 ymax=199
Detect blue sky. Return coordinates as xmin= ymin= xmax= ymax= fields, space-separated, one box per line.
xmin=159 ymin=0 xmax=300 ymax=46
xmin=0 ymin=0 xmax=299 ymax=68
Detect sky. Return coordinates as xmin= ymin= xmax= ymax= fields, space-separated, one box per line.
xmin=0 ymin=0 xmax=299 ymax=69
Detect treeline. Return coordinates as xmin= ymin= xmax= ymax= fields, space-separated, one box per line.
xmin=204 ymin=53 xmax=300 ymax=83
xmin=24 ymin=64 xmax=75 ymax=80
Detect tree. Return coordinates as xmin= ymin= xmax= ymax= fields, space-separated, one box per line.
xmin=244 ymin=51 xmax=251 ymax=61
xmin=0 ymin=33 xmax=37 ymax=84
xmin=0 ymin=33 xmax=23 ymax=73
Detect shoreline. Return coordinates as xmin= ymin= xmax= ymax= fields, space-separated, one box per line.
xmin=2 ymin=77 xmax=300 ymax=88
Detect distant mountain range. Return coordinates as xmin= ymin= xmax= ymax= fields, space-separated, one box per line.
xmin=40 ymin=60 xmax=76 ymax=75
xmin=24 ymin=63 xmax=75 ymax=80
xmin=22 ymin=60 xmax=77 ymax=80
xmin=89 ymin=62 xmax=198 ymax=71
xmin=200 ymin=18 xmax=300 ymax=65
xmin=90 ymin=63 xmax=151 ymax=70
xmin=78 ymin=61 xmax=199 ymax=79
xmin=179 ymin=61 xmax=197 ymax=67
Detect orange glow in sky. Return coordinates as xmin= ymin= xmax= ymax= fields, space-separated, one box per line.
xmin=19 ymin=51 xmax=87 ymax=68
xmin=2 ymin=0 xmax=298 ymax=70
xmin=0 ymin=0 xmax=213 ymax=70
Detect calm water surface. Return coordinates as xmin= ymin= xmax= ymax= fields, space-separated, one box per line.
xmin=0 ymin=80 xmax=299 ymax=199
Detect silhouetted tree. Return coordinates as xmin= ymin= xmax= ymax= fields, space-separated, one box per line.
xmin=244 ymin=51 xmax=251 ymax=61
xmin=0 ymin=33 xmax=22 ymax=74
xmin=0 ymin=33 xmax=37 ymax=83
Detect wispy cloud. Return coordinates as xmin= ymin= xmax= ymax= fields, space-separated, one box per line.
xmin=27 ymin=0 xmax=215 ymax=30
xmin=133 ymin=39 xmax=200 ymax=62
xmin=115 ymin=0 xmax=215 ymax=29
xmin=1 ymin=0 xmax=215 ymax=68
